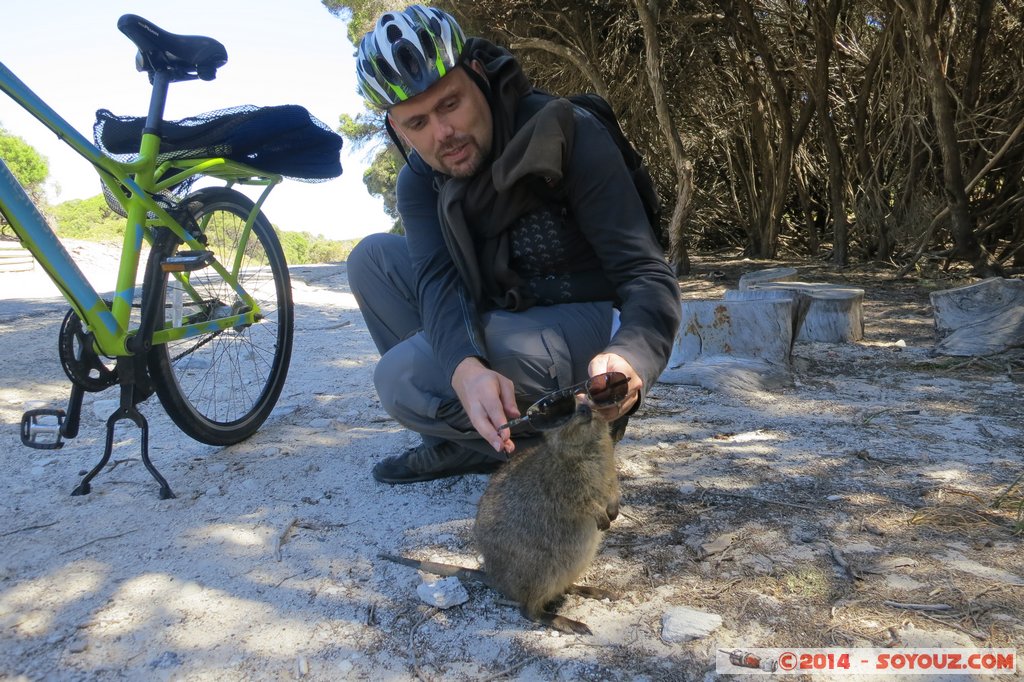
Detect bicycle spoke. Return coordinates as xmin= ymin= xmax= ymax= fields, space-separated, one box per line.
xmin=148 ymin=188 xmax=293 ymax=445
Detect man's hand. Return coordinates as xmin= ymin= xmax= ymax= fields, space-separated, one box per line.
xmin=451 ymin=357 xmax=520 ymax=454
xmin=588 ymin=353 xmax=642 ymax=421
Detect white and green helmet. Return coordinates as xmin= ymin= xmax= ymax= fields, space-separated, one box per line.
xmin=356 ymin=5 xmax=467 ymax=109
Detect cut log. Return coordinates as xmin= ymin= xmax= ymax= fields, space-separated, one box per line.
xmin=930 ymin=278 xmax=1024 ymax=356
xmin=723 ymin=288 xmax=812 ymax=345
xmin=668 ymin=298 xmax=797 ymax=366
xmin=738 ymin=266 xmax=798 ymax=290
xmin=748 ymin=281 xmax=865 ymax=342
xmin=660 ymin=355 xmax=792 ymax=396
xmin=661 ymin=298 xmax=801 ymax=395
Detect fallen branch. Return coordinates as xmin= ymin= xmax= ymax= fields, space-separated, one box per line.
xmin=273 ymin=572 xmax=303 ymax=588
xmin=850 ymin=449 xmax=899 ymax=465
xmin=702 ymin=578 xmax=743 ymax=599
xmin=698 ymin=486 xmax=816 ymax=511
xmin=918 ymin=612 xmax=989 ymax=641
xmin=484 ymin=655 xmax=543 ymax=681
xmin=58 ymin=528 xmax=138 ymax=556
xmin=105 ymin=458 xmax=138 ymax=472
xmin=992 ymin=472 xmax=1024 ymax=510
xmin=1 ymin=521 xmax=58 ymax=537
xmin=883 ymin=600 xmax=952 ymax=612
xmin=410 ymin=607 xmax=440 ymax=681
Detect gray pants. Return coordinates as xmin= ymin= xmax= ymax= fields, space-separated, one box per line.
xmin=348 ymin=233 xmax=614 ymax=456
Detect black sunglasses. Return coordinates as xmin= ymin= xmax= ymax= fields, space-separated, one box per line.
xmin=499 ymin=372 xmax=630 ymax=432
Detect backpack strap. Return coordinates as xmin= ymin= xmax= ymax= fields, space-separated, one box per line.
xmin=517 ymin=90 xmax=665 ymax=249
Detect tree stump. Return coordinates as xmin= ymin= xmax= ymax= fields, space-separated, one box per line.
xmin=668 ymin=298 xmax=798 ymax=366
xmin=747 ymin=281 xmax=865 ymax=342
xmin=660 ymin=355 xmax=792 ymax=396
xmin=723 ymin=288 xmax=812 ymax=344
xmin=930 ymin=277 xmax=1024 ymax=356
xmin=738 ymin=266 xmax=798 ymax=290
xmin=660 ymin=298 xmax=809 ymax=395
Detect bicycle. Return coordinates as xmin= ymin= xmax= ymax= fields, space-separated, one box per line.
xmin=0 ymin=14 xmax=343 ymax=499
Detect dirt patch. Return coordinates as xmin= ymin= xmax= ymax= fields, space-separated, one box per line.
xmin=1 ymin=247 xmax=1022 ymax=680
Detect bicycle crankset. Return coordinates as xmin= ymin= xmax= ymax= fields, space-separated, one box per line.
xmin=58 ymin=307 xmax=119 ymax=392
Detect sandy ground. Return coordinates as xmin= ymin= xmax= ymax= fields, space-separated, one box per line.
xmin=1 ymin=240 xmax=1022 ymax=681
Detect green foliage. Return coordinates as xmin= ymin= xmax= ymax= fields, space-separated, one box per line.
xmin=363 ymin=147 xmax=402 ymax=233
xmin=276 ymin=229 xmax=360 ymax=265
xmin=51 ymin=195 xmax=125 ymax=242
xmin=0 ymin=126 xmax=48 ymax=191
xmin=338 ymin=112 xmax=403 ymax=232
xmin=0 ymin=125 xmax=50 ymax=235
xmin=321 ymin=0 xmax=427 ymax=44
xmin=322 ymin=6 xmax=412 ymax=233
xmin=338 ymin=112 xmax=382 ymax=144
xmin=48 ymin=194 xmax=358 ymax=265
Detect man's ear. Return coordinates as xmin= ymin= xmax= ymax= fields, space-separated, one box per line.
xmin=467 ymin=59 xmax=486 ymax=79
xmin=462 ymin=59 xmax=491 ymax=98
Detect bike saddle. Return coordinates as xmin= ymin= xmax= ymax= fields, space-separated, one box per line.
xmin=117 ymin=14 xmax=228 ymax=83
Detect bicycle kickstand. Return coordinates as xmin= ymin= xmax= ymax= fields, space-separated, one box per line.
xmin=71 ymin=361 xmax=175 ymax=500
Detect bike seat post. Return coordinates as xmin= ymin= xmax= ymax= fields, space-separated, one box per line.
xmin=143 ymin=69 xmax=171 ymax=139
xmin=132 ymin=69 xmax=171 ymax=192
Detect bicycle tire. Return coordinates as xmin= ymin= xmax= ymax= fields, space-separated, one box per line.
xmin=147 ymin=187 xmax=294 ymax=445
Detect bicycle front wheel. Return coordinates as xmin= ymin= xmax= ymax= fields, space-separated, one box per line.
xmin=148 ymin=187 xmax=294 ymax=445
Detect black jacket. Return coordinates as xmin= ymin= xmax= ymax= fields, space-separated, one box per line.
xmin=395 ymin=39 xmax=681 ymax=394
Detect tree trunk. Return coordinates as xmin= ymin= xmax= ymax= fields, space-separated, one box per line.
xmin=962 ymin=0 xmax=995 ymax=110
xmin=510 ymin=38 xmax=611 ymax=102
xmin=811 ymin=0 xmax=849 ymax=266
xmin=727 ymin=0 xmax=814 ymax=259
xmin=634 ymin=0 xmax=693 ymax=275
xmin=793 ymin=162 xmax=821 ymax=256
xmin=852 ymin=15 xmax=894 ymax=261
xmin=900 ymin=0 xmax=1003 ymax=276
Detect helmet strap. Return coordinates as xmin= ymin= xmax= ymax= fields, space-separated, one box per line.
xmin=384 ymin=114 xmax=418 ymax=174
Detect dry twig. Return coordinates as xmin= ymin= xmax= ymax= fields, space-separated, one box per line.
xmin=698 ymin=485 xmax=816 ymax=511
xmin=58 ymin=528 xmax=138 ymax=556
xmin=1 ymin=521 xmax=58 ymax=537
xmin=828 ymin=543 xmax=863 ymax=581
xmin=409 ymin=607 xmax=440 ymax=681
xmin=483 ymin=655 xmax=543 ymax=681
xmin=918 ymin=612 xmax=989 ymax=642
xmin=882 ymin=600 xmax=952 ymax=612
xmin=273 ymin=518 xmax=299 ymax=561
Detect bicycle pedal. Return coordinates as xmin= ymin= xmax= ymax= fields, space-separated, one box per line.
xmin=21 ymin=409 xmax=66 ymax=450
xmin=162 ymin=249 xmax=214 ymax=272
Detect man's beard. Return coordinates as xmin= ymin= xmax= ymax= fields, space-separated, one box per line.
xmin=438 ymin=135 xmax=486 ymax=178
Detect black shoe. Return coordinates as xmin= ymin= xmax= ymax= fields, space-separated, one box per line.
xmin=372 ymin=441 xmax=502 ymax=484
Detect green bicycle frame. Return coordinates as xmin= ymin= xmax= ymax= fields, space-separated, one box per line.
xmin=0 ymin=59 xmax=280 ymax=357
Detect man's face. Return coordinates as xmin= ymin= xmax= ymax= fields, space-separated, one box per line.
xmin=388 ymin=64 xmax=493 ymax=178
